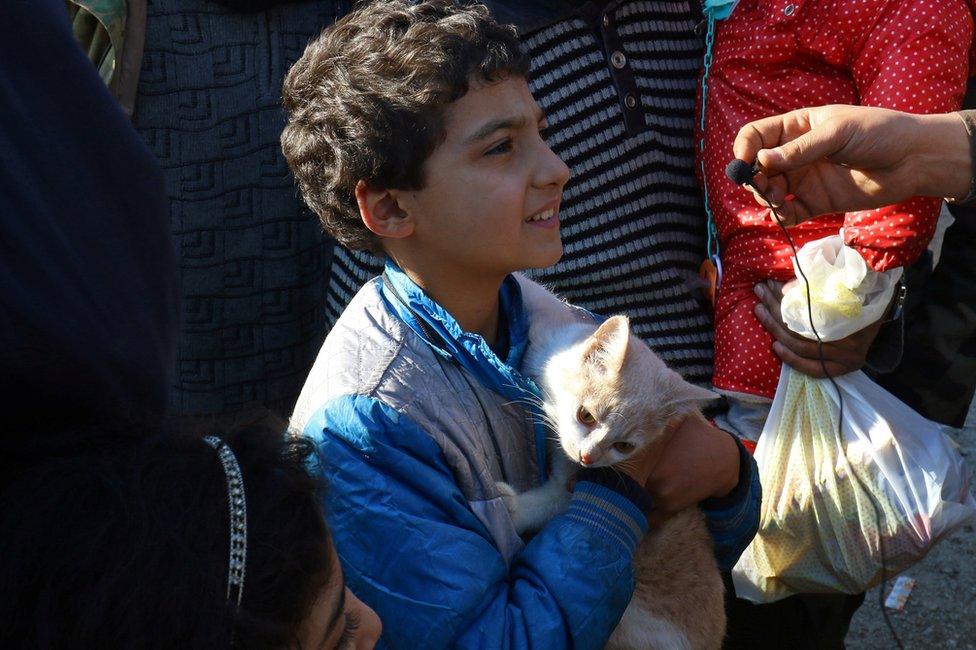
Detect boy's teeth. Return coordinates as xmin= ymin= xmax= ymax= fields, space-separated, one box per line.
xmin=527 ymin=209 xmax=554 ymax=222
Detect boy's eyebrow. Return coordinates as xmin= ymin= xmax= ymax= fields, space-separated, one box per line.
xmin=464 ymin=108 xmax=547 ymax=145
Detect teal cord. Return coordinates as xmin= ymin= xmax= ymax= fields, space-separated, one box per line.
xmin=699 ymin=14 xmax=720 ymax=260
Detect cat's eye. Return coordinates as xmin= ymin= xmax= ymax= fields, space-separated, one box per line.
xmin=576 ymin=406 xmax=596 ymax=426
xmin=612 ymin=441 xmax=635 ymax=454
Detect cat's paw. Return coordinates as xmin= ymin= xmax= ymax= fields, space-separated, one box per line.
xmin=495 ymin=481 xmax=519 ymax=515
xmin=496 ymin=481 xmax=565 ymax=536
xmin=495 ymin=481 xmax=521 ymax=534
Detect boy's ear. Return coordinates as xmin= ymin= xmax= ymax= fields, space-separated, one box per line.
xmin=355 ymin=180 xmax=414 ymax=239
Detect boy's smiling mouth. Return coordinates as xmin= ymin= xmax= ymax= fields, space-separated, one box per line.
xmin=525 ymin=205 xmax=560 ymax=229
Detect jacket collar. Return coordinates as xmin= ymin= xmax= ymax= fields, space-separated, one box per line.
xmin=380 ymin=260 xmax=548 ymax=482
xmin=380 ymin=259 xmax=530 ymax=382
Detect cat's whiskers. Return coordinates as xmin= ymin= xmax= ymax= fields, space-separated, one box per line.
xmin=499 ymin=384 xmax=547 ymax=411
xmin=500 ymin=395 xmax=540 ymax=408
xmin=607 ymin=464 xmax=626 ymax=482
xmin=538 ymin=410 xmax=559 ymax=427
xmin=501 ymin=397 xmax=549 ymax=415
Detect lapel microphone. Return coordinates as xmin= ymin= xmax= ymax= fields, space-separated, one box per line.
xmin=725 ymin=158 xmax=759 ymax=188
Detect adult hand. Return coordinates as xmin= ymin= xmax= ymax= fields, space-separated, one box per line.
xmin=753 ymin=280 xmax=884 ymax=377
xmin=732 ymin=105 xmax=970 ymax=224
xmin=637 ymin=413 xmax=740 ymax=527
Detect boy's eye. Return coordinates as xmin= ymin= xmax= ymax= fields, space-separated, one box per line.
xmin=576 ymin=407 xmax=596 ymax=426
xmin=485 ymin=138 xmax=513 ymax=156
xmin=612 ymin=441 xmax=635 ymax=454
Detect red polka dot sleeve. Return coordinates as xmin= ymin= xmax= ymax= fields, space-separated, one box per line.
xmin=845 ymin=0 xmax=974 ymax=271
xmin=697 ymin=0 xmax=976 ymax=400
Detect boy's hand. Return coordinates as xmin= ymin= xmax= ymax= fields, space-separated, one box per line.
xmin=639 ymin=413 xmax=740 ymax=526
xmin=613 ymin=424 xmax=676 ymax=488
xmin=753 ymin=280 xmax=883 ymax=377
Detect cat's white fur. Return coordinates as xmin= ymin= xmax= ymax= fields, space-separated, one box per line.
xmin=498 ymin=276 xmax=727 ymax=650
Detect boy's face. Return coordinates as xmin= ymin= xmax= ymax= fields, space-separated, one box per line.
xmin=393 ymin=75 xmax=570 ymax=282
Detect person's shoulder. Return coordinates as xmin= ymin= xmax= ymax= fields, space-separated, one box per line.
xmin=292 ymin=278 xmax=403 ymax=427
xmin=290 ymin=277 xmax=448 ymax=431
xmin=330 ymin=276 xmax=403 ymax=345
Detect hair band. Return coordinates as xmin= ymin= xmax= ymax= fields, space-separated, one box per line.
xmin=204 ymin=436 xmax=248 ymax=609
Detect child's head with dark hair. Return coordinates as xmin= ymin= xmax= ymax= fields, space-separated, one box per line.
xmin=0 ymin=413 xmax=380 ymax=649
xmin=281 ymin=0 xmax=557 ymax=259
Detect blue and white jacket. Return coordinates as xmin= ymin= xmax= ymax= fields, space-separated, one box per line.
xmin=292 ymin=261 xmax=761 ymax=649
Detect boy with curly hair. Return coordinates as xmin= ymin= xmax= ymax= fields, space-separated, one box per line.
xmin=282 ymin=2 xmax=760 ymax=646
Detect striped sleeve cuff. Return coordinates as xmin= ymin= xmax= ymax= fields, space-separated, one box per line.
xmin=567 ymin=479 xmax=649 ymax=555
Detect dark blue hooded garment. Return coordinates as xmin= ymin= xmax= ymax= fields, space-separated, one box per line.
xmin=0 ymin=0 xmax=178 ymax=472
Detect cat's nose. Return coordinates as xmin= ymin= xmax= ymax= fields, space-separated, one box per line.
xmin=579 ymin=452 xmax=595 ymax=466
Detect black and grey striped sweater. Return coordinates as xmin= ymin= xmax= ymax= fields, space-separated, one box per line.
xmin=326 ymin=1 xmax=714 ymax=385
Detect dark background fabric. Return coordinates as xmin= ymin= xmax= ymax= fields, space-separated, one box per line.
xmin=92 ymin=0 xmax=976 ymax=424
xmin=131 ymin=0 xmax=347 ymax=416
xmin=875 ymin=204 xmax=976 ymax=427
xmin=0 ymin=0 xmax=179 ymax=472
xmin=874 ymin=79 xmax=976 ymax=428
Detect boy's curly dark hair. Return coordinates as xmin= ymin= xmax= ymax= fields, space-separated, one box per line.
xmin=280 ymin=0 xmax=530 ymax=254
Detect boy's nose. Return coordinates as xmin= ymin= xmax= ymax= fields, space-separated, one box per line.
xmin=535 ymin=141 xmax=571 ymax=188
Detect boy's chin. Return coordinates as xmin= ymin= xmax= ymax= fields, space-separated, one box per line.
xmin=522 ymin=243 xmax=563 ymax=270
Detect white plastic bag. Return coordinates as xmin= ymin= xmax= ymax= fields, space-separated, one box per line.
xmin=732 ymin=368 xmax=976 ymax=602
xmin=780 ymin=231 xmax=901 ymax=341
xmin=732 ymin=232 xmax=976 ymax=603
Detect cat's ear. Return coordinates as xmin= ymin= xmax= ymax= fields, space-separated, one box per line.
xmin=582 ymin=315 xmax=630 ymax=376
xmin=666 ymin=374 xmax=719 ymax=414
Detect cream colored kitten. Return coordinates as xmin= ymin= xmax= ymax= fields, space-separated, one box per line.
xmin=498 ymin=277 xmax=726 ymax=650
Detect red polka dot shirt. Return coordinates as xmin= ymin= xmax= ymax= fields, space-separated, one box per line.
xmin=696 ymin=0 xmax=975 ymax=399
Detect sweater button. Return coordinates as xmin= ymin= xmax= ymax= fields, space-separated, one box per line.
xmin=610 ymin=50 xmax=627 ymax=69
xmin=624 ymin=93 xmax=637 ymax=109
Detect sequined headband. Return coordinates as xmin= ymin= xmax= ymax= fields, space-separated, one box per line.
xmin=203 ymin=436 xmax=248 ymax=609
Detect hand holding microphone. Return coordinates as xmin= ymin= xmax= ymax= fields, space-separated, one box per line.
xmin=730 ymin=105 xmax=973 ymax=224
xmin=724 ymin=158 xmax=785 ymax=222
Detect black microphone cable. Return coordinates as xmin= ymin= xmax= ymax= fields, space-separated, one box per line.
xmin=726 ymin=159 xmax=905 ymax=650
